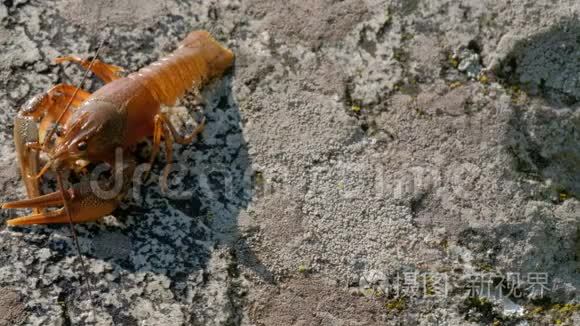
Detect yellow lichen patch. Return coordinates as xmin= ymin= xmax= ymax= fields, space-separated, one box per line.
xmin=525 ymin=303 xmax=580 ymax=325
xmin=362 ymin=288 xmax=375 ymax=297
xmin=351 ymin=105 xmax=361 ymax=113
xmin=297 ymin=264 xmax=309 ymax=274
xmin=559 ymin=192 xmax=568 ymax=202
xmin=424 ymin=276 xmax=435 ymax=296
xmin=509 ymin=85 xmax=528 ymax=104
xmin=478 ymin=74 xmax=489 ymax=84
xmin=393 ymin=48 xmax=409 ymax=62
xmin=439 ymin=238 xmax=449 ymax=250
xmin=449 ymin=81 xmax=462 ymax=89
xmin=255 ymin=171 xmax=264 ymax=185
xmin=530 ymin=307 xmax=544 ymax=315
xmin=384 ymin=297 xmax=407 ymax=313
xmin=449 ymin=55 xmax=459 ymax=68
xmin=475 ymin=261 xmax=494 ymax=272
xmin=556 ymin=303 xmax=580 ymax=315
xmin=393 ymin=80 xmax=404 ymax=91
xmin=401 ymin=32 xmax=414 ymax=42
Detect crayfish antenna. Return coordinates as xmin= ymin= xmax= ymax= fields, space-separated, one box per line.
xmin=56 ymin=172 xmax=98 ymax=322
xmin=53 ymin=42 xmax=108 ymax=322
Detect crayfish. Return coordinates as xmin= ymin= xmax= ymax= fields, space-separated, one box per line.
xmin=2 ymin=30 xmax=234 ymax=226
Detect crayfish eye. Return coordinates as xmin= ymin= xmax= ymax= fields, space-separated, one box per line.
xmin=77 ymin=141 xmax=87 ymax=151
xmin=55 ymin=125 xmax=64 ymax=137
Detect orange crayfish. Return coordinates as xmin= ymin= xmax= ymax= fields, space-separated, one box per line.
xmin=2 ymin=30 xmax=234 ymax=226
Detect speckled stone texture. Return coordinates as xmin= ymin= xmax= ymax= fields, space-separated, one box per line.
xmin=0 ymin=0 xmax=579 ymax=325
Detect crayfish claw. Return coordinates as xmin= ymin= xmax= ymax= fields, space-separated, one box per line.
xmin=4 ymin=186 xmax=119 ymax=226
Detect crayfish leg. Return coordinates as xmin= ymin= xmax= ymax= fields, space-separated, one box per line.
xmin=54 ymin=55 xmax=124 ymax=83
xmin=143 ymin=114 xmax=165 ymax=181
xmin=161 ymin=112 xmax=205 ymax=145
xmin=145 ymin=113 xmax=205 ymax=192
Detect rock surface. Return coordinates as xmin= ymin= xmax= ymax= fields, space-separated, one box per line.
xmin=0 ymin=0 xmax=578 ymax=325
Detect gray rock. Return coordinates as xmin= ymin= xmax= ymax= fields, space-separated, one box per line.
xmin=0 ymin=0 xmax=578 ymax=325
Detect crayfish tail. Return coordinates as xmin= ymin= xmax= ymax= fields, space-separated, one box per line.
xmin=127 ymin=31 xmax=234 ymax=107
